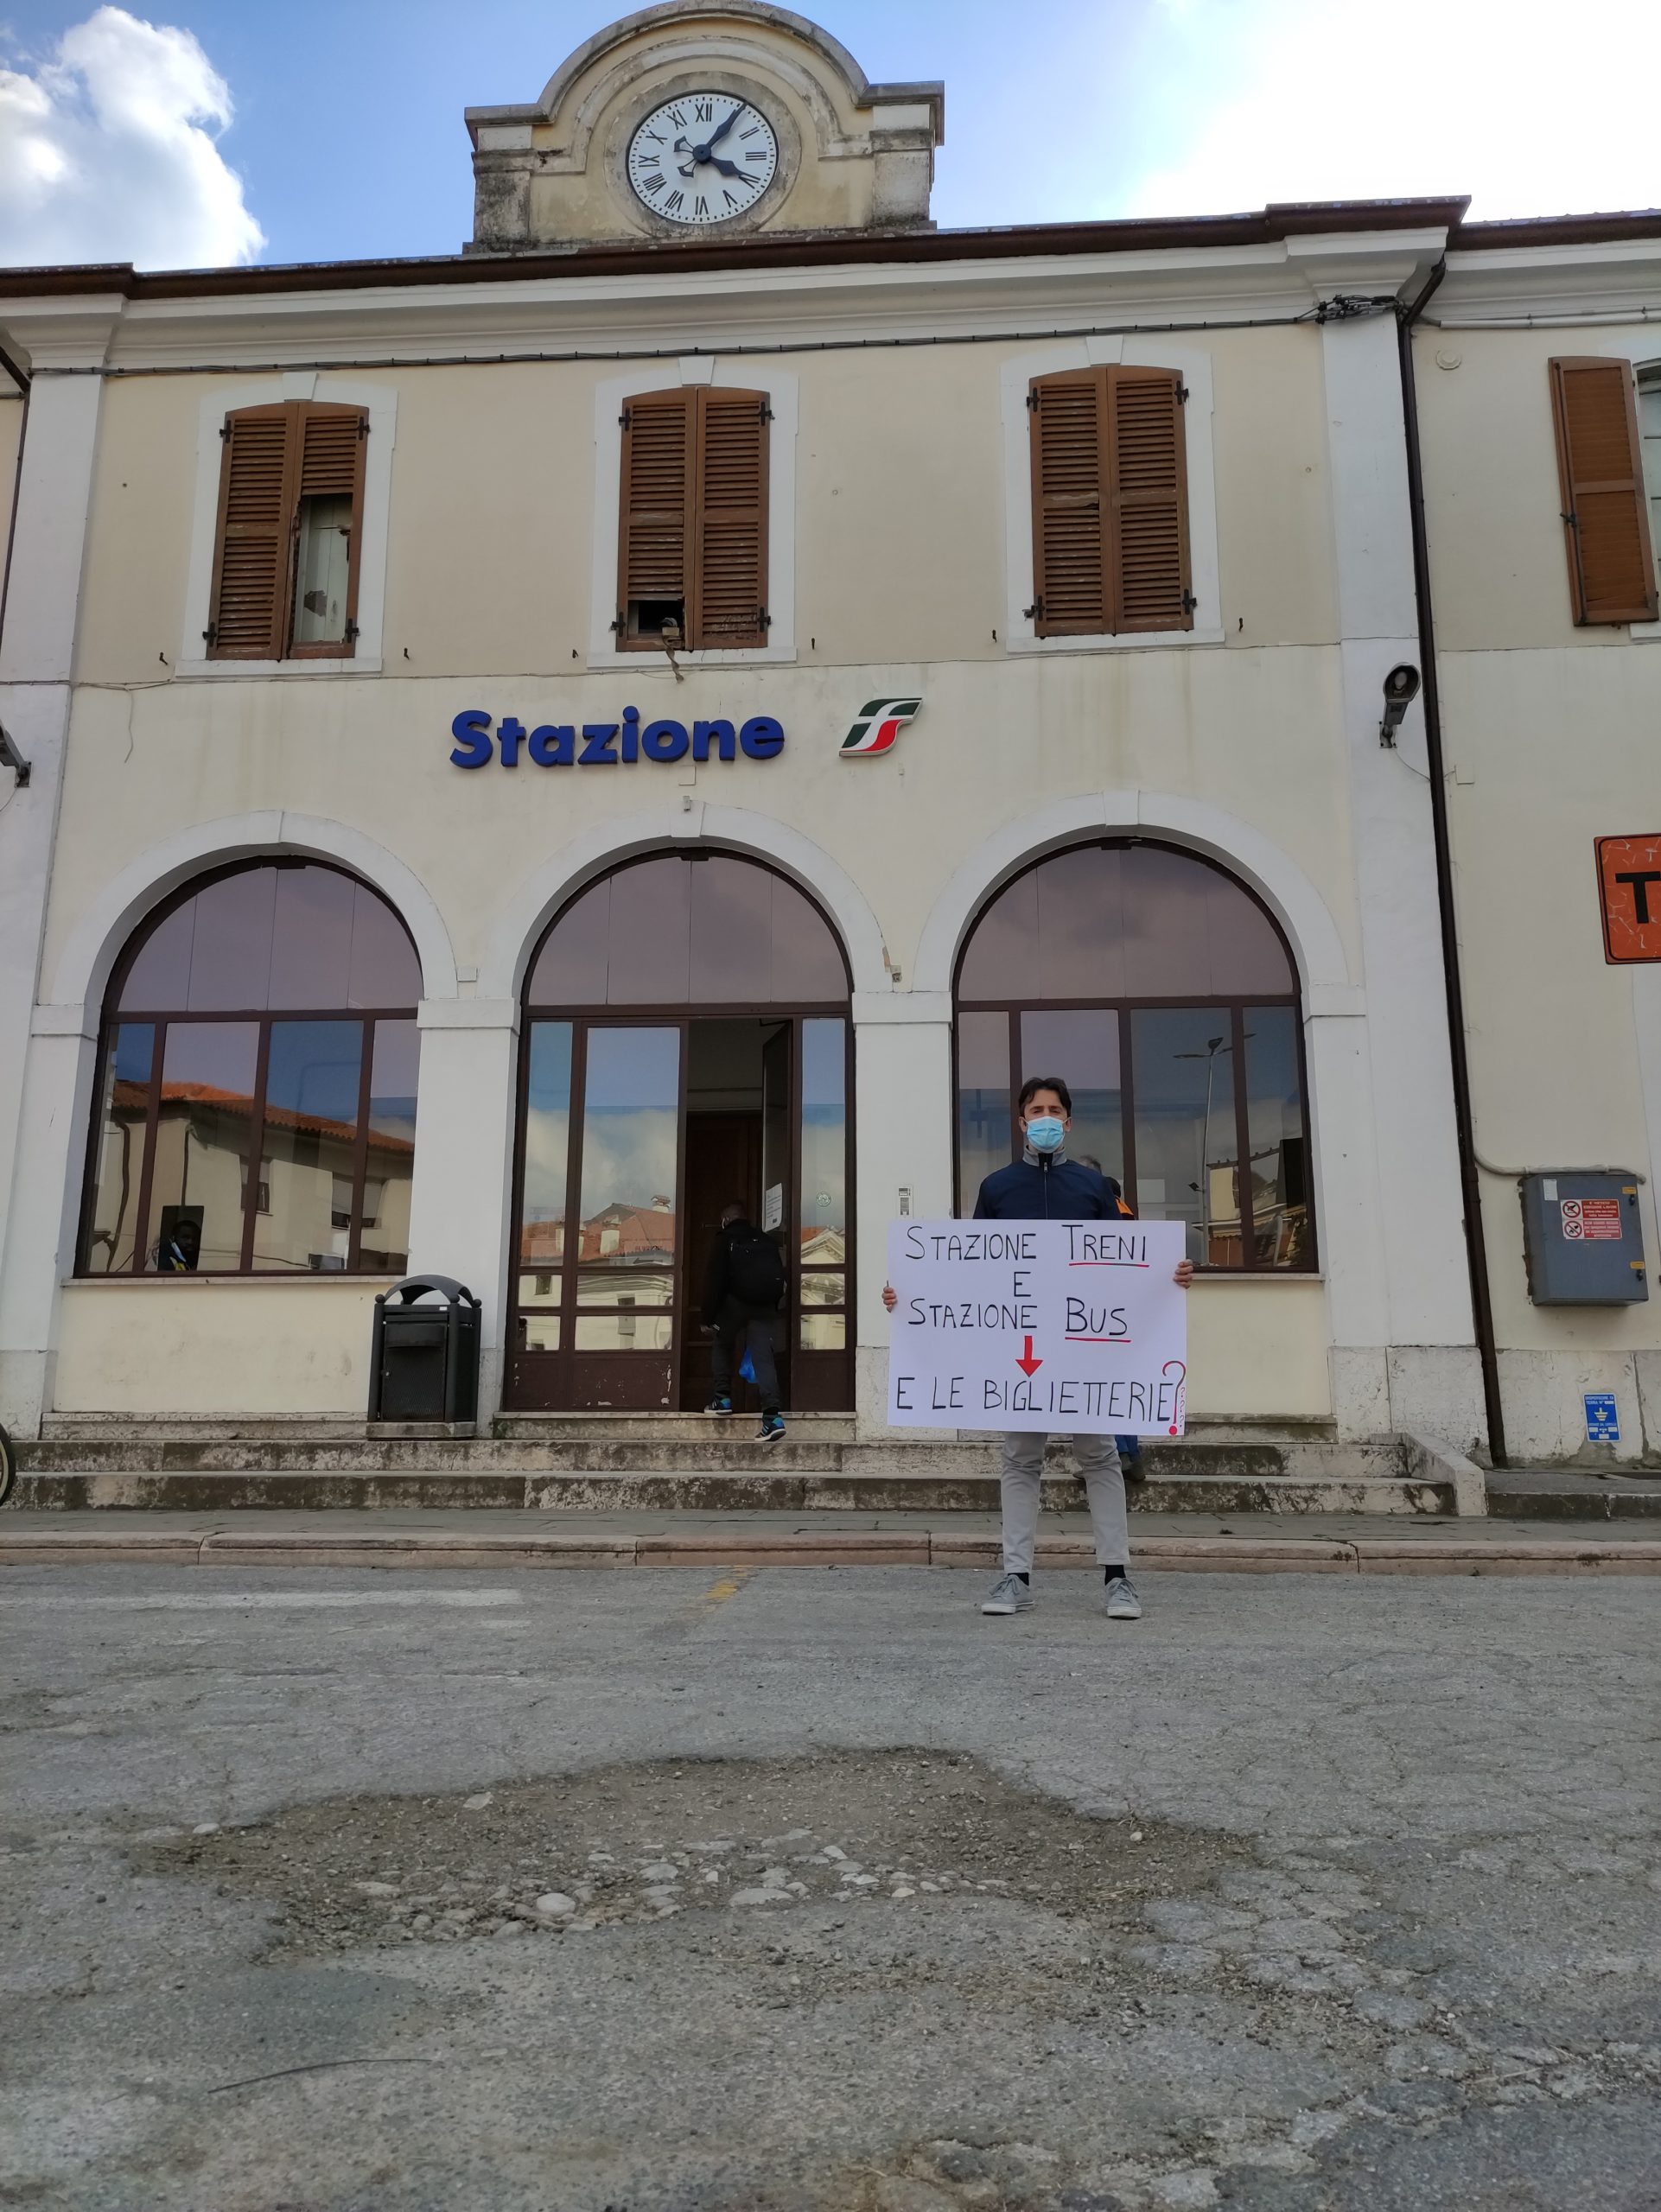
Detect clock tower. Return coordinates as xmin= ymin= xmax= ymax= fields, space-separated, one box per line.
xmin=465 ymin=2 xmax=944 ymax=251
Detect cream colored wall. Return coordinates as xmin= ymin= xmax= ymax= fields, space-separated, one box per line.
xmin=39 ymin=647 xmax=1363 ymax=1013
xmin=1416 ymin=325 xmax=1660 ymax=655
xmin=1187 ymin=1278 xmax=1331 ymax=1419
xmin=54 ymin=1280 xmax=380 ymax=1414
xmin=72 ymin=327 xmax=1340 ymax=687
xmin=1417 ymin=323 xmax=1661 ymax=1382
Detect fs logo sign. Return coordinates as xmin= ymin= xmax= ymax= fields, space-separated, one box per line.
xmin=839 ymin=696 xmax=922 ymax=760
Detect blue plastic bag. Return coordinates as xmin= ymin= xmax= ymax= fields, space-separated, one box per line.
xmin=739 ymin=1348 xmax=757 ymax=1386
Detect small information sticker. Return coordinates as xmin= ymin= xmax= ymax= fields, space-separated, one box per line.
xmin=1584 ymin=1392 xmax=1620 ymax=1444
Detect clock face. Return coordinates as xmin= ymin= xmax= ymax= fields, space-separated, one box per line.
xmin=626 ymin=93 xmax=779 ymax=226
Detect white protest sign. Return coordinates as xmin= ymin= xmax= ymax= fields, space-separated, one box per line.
xmin=887 ymin=1217 xmax=1189 ymax=1435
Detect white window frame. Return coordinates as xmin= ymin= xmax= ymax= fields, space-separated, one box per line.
xmin=588 ymin=356 xmax=798 ymax=670
xmin=1000 ymin=335 xmax=1222 ymax=655
xmin=1637 ymin=359 xmax=1661 ymax=644
xmin=177 ymin=372 xmax=398 ymax=677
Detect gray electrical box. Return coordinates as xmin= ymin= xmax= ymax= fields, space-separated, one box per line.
xmin=1520 ymin=1172 xmax=1647 ymax=1305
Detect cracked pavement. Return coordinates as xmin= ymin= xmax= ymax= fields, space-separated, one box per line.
xmin=1 ymin=1562 xmax=1658 ymax=2209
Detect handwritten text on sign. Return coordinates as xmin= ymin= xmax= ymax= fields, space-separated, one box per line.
xmin=886 ymin=1218 xmax=1190 ymax=1435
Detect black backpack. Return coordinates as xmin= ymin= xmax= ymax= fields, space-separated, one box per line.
xmin=727 ymin=1227 xmax=786 ymax=1307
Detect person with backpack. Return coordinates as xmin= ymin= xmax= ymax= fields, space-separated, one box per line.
xmin=884 ymin=1076 xmax=1193 ymax=1619
xmin=703 ymin=1202 xmax=788 ymax=1443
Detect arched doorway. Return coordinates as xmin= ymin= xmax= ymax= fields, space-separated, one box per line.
xmin=954 ymin=841 xmax=1314 ymax=1269
xmin=509 ymin=851 xmax=852 ymax=1412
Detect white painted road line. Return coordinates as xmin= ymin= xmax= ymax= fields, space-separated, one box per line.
xmin=3 ymin=1589 xmax=525 ymax=1611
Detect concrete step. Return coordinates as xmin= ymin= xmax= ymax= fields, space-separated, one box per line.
xmin=1485 ymin=1468 xmax=1661 ymax=1519
xmin=10 ymin=1465 xmax=1454 ymax=1516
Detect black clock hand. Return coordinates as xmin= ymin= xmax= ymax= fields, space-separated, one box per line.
xmin=705 ymin=105 xmax=741 ymax=151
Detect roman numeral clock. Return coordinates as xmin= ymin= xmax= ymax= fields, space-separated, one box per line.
xmin=626 ymin=94 xmax=780 ymax=226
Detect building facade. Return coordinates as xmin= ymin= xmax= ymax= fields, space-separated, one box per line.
xmin=0 ymin=2 xmax=1656 ymax=1465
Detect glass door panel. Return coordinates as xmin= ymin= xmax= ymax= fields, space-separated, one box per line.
xmin=796 ymin=1017 xmax=851 ymax=1400
xmin=570 ymin=1026 xmax=681 ymax=1406
xmin=515 ymin=1021 xmax=572 ymax=1356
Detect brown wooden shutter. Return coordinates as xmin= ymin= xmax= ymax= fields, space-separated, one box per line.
xmin=1028 ymin=366 xmax=1193 ymax=637
xmin=207 ymin=404 xmax=290 ymax=658
xmin=618 ymin=391 xmax=694 ymax=647
xmin=1111 ymin=368 xmax=1192 ymax=633
xmin=1029 ymin=370 xmax=1106 ymax=635
xmin=290 ymin=401 xmax=368 ymax=658
xmin=692 ymin=388 xmax=768 ymax=648
xmin=1550 ymin=358 xmax=1659 ymax=626
xmin=207 ymin=400 xmax=368 ymax=660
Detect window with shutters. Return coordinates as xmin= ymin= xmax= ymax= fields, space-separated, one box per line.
xmin=207 ymin=401 xmax=368 ymax=660
xmin=616 ymin=387 xmax=769 ymax=651
xmin=1027 ymin=366 xmax=1193 ymax=639
xmin=1548 ymin=358 xmax=1659 ymax=628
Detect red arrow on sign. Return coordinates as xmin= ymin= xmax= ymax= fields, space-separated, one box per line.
xmin=1016 ymin=1335 xmax=1043 ymax=1377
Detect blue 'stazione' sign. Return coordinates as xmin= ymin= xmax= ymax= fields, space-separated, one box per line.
xmin=449 ymin=709 xmax=785 ymax=769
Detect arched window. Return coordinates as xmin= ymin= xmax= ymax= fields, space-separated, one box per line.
xmin=80 ymin=862 xmax=423 ymax=1276
xmin=954 ymin=842 xmax=1313 ymax=1269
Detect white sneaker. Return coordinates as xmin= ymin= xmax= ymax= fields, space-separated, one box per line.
xmin=1104 ymin=1574 xmax=1142 ymax=1621
xmin=981 ymin=1572 xmax=1034 ymax=1616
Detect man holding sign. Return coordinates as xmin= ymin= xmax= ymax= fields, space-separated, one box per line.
xmin=884 ymin=1077 xmax=1193 ymax=1621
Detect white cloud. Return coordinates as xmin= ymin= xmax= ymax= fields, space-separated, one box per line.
xmin=1126 ymin=0 xmax=1660 ymax=222
xmin=0 ymin=7 xmax=263 ymax=269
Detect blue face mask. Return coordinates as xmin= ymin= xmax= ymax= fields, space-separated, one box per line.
xmin=1026 ymin=1116 xmax=1066 ymax=1154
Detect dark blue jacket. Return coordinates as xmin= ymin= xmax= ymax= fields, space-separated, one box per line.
xmin=973 ymin=1155 xmax=1123 ymax=1222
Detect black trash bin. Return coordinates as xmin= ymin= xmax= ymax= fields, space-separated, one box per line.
xmin=368 ymin=1275 xmax=480 ymax=1424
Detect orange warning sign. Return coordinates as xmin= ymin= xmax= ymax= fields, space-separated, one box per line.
xmin=1596 ymin=834 xmax=1661 ymax=963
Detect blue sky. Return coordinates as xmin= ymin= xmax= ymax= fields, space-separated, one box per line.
xmin=0 ymin=1 xmax=1656 ymax=271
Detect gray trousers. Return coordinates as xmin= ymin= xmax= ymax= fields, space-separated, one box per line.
xmin=1000 ymin=1431 xmax=1127 ymax=1577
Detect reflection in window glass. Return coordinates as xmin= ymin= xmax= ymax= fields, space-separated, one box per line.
xmin=362 ymin=1020 xmax=418 ymax=1272
xmin=248 ymin=1020 xmax=365 ymax=1272
xmin=576 ymin=1264 xmax=675 ymax=1309
xmin=1131 ymin=1012 xmax=1242 ymax=1268
xmin=293 ymin=493 xmax=354 ymax=645
xmin=84 ymin=1023 xmax=154 ymax=1274
xmin=957 ymin=1011 xmax=1010 ymax=1215
xmin=1021 ymin=1009 xmax=1123 ymax=1186
xmin=518 ymin=1315 xmax=561 ymax=1350
xmin=575 ymin=1312 xmax=674 ymax=1351
xmin=579 ymin=1029 xmax=680 ymax=1303
xmin=117 ymin=865 xmax=420 ymax=1016
xmin=145 ymin=1022 xmax=260 ymax=1271
xmin=521 ymin=1022 xmax=572 ymax=1277
xmin=800 ymin=1313 xmax=846 ymax=1351
xmin=799 ymin=1020 xmax=845 ymax=1263
xmin=800 ymin=1272 xmax=845 ymax=1307
xmin=527 ymin=855 xmax=848 ymax=1007
xmin=959 ymin=844 xmax=1294 ymax=1002
xmin=1244 ymin=1007 xmax=1309 ymax=1266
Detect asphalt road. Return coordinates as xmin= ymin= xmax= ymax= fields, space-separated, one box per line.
xmin=3 ymin=1561 xmax=1658 ymax=2211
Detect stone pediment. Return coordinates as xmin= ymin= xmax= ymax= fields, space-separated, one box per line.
xmin=465 ymin=1 xmax=943 ymax=251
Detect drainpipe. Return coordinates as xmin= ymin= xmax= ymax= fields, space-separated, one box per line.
xmin=1396 ymin=263 xmax=1509 ymax=1466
